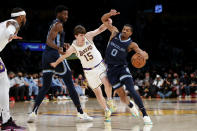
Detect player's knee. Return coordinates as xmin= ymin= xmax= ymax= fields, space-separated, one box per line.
xmin=102 ymin=77 xmax=112 ymax=88
xmin=93 ymin=88 xmax=102 ymax=97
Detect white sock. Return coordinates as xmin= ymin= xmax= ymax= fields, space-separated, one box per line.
xmin=107 ymin=98 xmax=112 ymax=101
xmin=105 ymin=108 xmax=109 ymax=111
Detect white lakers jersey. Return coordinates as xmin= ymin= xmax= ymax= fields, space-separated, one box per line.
xmin=72 ymin=37 xmax=103 ymax=68
xmin=0 ymin=19 xmax=17 ymax=52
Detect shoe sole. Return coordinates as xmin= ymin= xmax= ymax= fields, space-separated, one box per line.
xmin=1 ymin=129 xmax=26 ymax=131
xmin=76 ymin=119 xmax=93 ymax=123
xmin=144 ymin=122 xmax=153 ymax=125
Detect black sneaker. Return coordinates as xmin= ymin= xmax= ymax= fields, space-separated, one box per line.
xmin=1 ymin=117 xmax=26 ymax=131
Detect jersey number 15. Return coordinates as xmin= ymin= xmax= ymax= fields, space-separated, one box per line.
xmin=84 ymin=52 xmax=93 ymax=61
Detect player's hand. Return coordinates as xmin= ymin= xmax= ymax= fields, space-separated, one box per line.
xmin=58 ymin=47 xmax=65 ymax=55
xmin=8 ymin=35 xmax=23 ymax=42
xmin=50 ymin=62 xmax=57 ymax=68
xmin=109 ymin=9 xmax=120 ymax=16
xmin=64 ymin=43 xmax=70 ymax=50
xmin=141 ymin=51 xmax=149 ymax=60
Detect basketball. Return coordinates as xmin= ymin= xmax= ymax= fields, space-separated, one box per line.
xmin=131 ymin=53 xmax=146 ymax=68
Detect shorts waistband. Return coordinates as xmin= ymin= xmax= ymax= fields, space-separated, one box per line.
xmin=83 ymin=60 xmax=104 ymax=70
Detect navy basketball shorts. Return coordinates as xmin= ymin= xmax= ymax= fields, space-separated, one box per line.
xmin=107 ymin=65 xmax=133 ymax=90
xmin=42 ymin=50 xmax=70 ymax=75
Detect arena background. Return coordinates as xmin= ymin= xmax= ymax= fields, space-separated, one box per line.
xmin=0 ymin=0 xmax=197 ymax=80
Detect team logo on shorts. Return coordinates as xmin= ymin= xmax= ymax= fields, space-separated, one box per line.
xmin=0 ymin=61 xmax=5 ymax=73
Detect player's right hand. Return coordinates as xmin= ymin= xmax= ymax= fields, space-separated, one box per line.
xmin=109 ymin=9 xmax=120 ymax=16
xmin=8 ymin=35 xmax=23 ymax=42
xmin=50 ymin=62 xmax=57 ymax=68
xmin=142 ymin=51 xmax=149 ymax=60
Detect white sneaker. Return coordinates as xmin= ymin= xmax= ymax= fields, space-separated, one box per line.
xmin=77 ymin=113 xmax=93 ymax=122
xmin=62 ymin=96 xmax=70 ymax=100
xmin=27 ymin=112 xmax=37 ymax=123
xmin=143 ymin=116 xmax=153 ymax=125
xmin=80 ymin=96 xmax=88 ymax=100
xmin=129 ymin=100 xmax=139 ymax=117
xmin=57 ymin=96 xmax=63 ymax=100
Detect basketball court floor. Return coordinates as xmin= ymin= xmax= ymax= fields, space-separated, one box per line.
xmin=8 ymin=97 xmax=197 ymax=131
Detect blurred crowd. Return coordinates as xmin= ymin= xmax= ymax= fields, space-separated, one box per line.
xmin=8 ymin=71 xmax=89 ymax=102
xmin=8 ymin=68 xmax=197 ymax=102
xmin=134 ymin=71 xmax=197 ymax=99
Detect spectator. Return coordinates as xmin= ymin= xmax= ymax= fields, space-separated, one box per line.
xmin=74 ymin=79 xmax=85 ymax=96
xmin=38 ymin=72 xmax=43 ymax=88
xmin=180 ymin=73 xmax=191 ymax=98
xmin=15 ymin=72 xmax=30 ymax=101
xmin=8 ymin=72 xmax=19 ymax=101
xmin=152 ymin=75 xmax=164 ymax=98
xmin=24 ymin=74 xmax=39 ymax=100
xmin=143 ymin=72 xmax=153 ymax=98
xmin=51 ymin=75 xmax=63 ymax=100
xmin=189 ymin=73 xmax=197 ymax=97
xmin=58 ymin=78 xmax=70 ymax=100
xmin=157 ymin=76 xmax=172 ymax=99
xmin=172 ymin=73 xmax=180 ymax=97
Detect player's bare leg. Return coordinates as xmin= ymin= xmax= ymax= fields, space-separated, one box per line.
xmin=101 ymin=76 xmax=116 ymax=112
xmin=116 ymin=87 xmax=139 ymax=117
xmin=93 ymin=87 xmax=111 ymax=122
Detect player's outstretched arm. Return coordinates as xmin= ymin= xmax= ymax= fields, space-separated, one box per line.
xmin=128 ymin=42 xmax=149 ymax=60
xmin=50 ymin=46 xmax=76 ymax=68
xmin=86 ymin=24 xmax=108 ymax=40
xmin=101 ymin=9 xmax=119 ymax=32
xmin=101 ymin=9 xmax=120 ymax=40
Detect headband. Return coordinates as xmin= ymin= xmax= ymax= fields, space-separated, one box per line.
xmin=11 ymin=11 xmax=26 ymax=17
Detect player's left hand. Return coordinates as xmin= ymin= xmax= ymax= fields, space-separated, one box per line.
xmin=50 ymin=62 xmax=57 ymax=68
xmin=8 ymin=35 xmax=23 ymax=42
xmin=109 ymin=9 xmax=120 ymax=16
xmin=64 ymin=43 xmax=70 ymax=50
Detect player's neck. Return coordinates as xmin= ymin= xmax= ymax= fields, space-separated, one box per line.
xmin=120 ymin=33 xmax=129 ymax=41
xmin=76 ymin=40 xmax=85 ymax=47
xmin=13 ymin=18 xmax=21 ymax=27
xmin=120 ymin=35 xmax=129 ymax=41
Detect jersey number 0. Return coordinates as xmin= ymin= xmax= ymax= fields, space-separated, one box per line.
xmin=111 ymin=49 xmax=118 ymax=56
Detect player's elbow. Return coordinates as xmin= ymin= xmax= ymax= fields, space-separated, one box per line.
xmin=46 ymin=38 xmax=52 ymax=46
xmin=101 ymin=15 xmax=106 ymax=23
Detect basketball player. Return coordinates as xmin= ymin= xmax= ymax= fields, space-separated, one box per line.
xmin=0 ymin=8 xmax=26 ymax=130
xmin=50 ymin=23 xmax=116 ymax=122
xmin=27 ymin=5 xmax=92 ymax=123
xmin=101 ymin=9 xmax=152 ymax=124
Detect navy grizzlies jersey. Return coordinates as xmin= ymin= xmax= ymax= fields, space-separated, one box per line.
xmin=45 ymin=19 xmax=65 ymax=51
xmin=105 ymin=33 xmax=132 ymax=66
